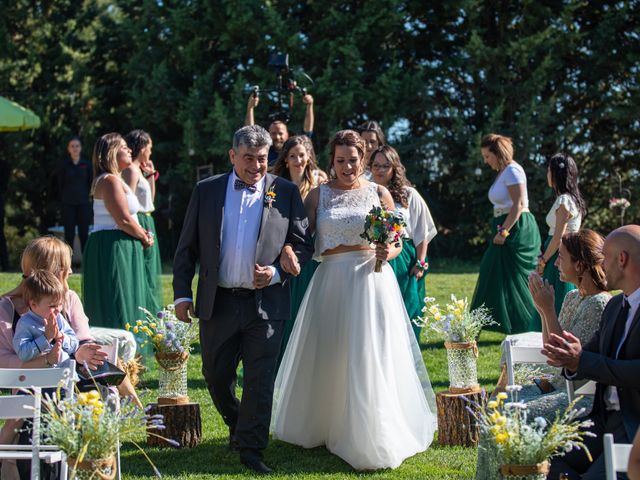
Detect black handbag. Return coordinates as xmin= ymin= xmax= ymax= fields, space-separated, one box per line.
xmin=76 ymin=360 xmax=126 ymax=387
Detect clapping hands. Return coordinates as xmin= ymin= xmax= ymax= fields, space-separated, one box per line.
xmin=528 ymin=272 xmax=555 ymax=316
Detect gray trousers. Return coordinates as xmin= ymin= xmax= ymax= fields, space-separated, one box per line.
xmin=199 ymin=288 xmax=285 ymax=460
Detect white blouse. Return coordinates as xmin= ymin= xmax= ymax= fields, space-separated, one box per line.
xmin=92 ymin=174 xmax=140 ymax=232
xmin=135 ymin=174 xmax=155 ymax=213
xmin=395 ymin=187 xmax=437 ymax=245
xmin=488 ymin=163 xmax=529 ymax=210
xmin=545 ymin=193 xmax=581 ymax=236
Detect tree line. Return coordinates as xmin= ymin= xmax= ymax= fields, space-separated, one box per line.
xmin=1 ymin=0 xmax=638 ymax=263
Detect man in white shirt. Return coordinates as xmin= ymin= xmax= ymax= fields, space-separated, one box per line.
xmin=173 ymin=125 xmax=313 ymax=474
xmin=543 ymin=225 xmax=640 ymax=479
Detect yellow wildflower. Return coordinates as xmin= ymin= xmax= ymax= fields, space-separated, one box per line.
xmin=87 ymin=390 xmax=100 ymax=401
xmin=495 ymin=432 xmax=508 ymax=444
xmin=150 ymin=323 xmax=157 ymax=329
xmin=133 ymin=326 xmax=139 ymax=334
xmin=495 ymin=416 xmax=507 ymax=426
xmin=77 ymin=392 xmax=89 ymax=405
xmin=136 ymin=320 xmax=143 ymax=326
xmin=489 ymin=425 xmax=501 ymax=435
xmin=487 ymin=400 xmax=498 ymax=409
xmin=496 ymin=392 xmax=508 ymax=401
xmin=125 ymin=323 xmax=131 ymax=331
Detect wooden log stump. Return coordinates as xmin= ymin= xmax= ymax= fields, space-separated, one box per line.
xmin=436 ymin=388 xmax=486 ymax=447
xmin=146 ymin=402 xmax=202 ymax=448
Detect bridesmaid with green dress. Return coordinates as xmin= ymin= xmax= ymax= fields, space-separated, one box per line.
xmin=123 ymin=130 xmax=162 ymax=316
xmin=369 ymin=145 xmax=436 ymax=342
xmin=530 ymin=153 xmax=585 ymax=327
xmin=272 ymin=135 xmax=327 ymax=358
xmin=83 ymin=133 xmax=154 ymax=330
xmin=471 ymin=133 xmax=541 ymax=334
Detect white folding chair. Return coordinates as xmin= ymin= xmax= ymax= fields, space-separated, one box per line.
xmin=99 ymin=339 xmax=122 ymax=480
xmin=604 ymin=433 xmax=632 ymax=480
xmin=504 ymin=339 xmax=549 ymax=385
xmin=566 ymin=378 xmax=597 ymax=403
xmin=0 ymin=362 xmax=75 ymax=480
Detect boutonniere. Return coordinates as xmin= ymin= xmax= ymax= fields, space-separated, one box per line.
xmin=264 ymin=185 xmax=276 ymax=209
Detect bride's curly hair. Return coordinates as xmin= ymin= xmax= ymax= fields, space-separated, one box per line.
xmin=369 ymin=145 xmax=412 ymax=208
xmin=328 ymin=130 xmax=367 ymax=178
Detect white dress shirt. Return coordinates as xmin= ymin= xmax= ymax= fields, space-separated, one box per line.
xmin=605 ymin=287 xmax=640 ymax=410
xmin=174 ymin=170 xmax=279 ymax=305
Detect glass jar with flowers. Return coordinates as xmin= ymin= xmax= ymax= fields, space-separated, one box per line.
xmin=41 ymin=388 xmax=173 ymax=479
xmin=469 ymin=385 xmax=595 ymax=480
xmin=128 ymin=305 xmax=199 ymax=404
xmin=414 ymin=295 xmax=495 ymax=392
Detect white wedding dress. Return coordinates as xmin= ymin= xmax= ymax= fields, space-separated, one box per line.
xmin=271 ymin=183 xmax=437 ymax=470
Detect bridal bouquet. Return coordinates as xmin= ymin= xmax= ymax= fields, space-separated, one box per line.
xmin=360 ymin=205 xmax=406 ymax=272
xmin=468 ymin=385 xmax=595 ymax=475
xmin=128 ymin=305 xmax=199 ymax=354
xmin=609 ymin=197 xmax=631 ymax=209
xmin=415 ymin=294 xmax=495 ymax=342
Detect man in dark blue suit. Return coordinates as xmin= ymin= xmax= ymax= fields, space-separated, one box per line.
xmin=172 ymin=125 xmax=313 ymax=474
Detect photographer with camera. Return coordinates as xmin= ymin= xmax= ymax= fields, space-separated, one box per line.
xmin=245 ymin=93 xmax=314 ymax=167
xmin=244 ymin=53 xmax=316 ymax=167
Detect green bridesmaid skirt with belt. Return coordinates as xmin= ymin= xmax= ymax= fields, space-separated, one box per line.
xmin=137 ymin=212 xmax=163 ymax=314
xmin=529 ymin=235 xmax=576 ymax=330
xmin=471 ymin=212 xmax=541 ymax=334
xmin=389 ymin=238 xmax=426 ymax=342
xmin=82 ymin=229 xmax=146 ymax=330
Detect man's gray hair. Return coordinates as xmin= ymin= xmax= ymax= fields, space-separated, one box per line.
xmin=233 ymin=125 xmax=273 ymax=151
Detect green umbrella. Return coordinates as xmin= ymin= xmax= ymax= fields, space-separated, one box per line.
xmin=0 ymin=96 xmax=41 ymax=132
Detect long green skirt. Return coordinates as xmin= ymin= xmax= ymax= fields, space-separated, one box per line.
xmin=278 ymin=259 xmax=320 ymax=367
xmin=471 ymin=212 xmax=541 ymax=334
xmin=389 ymin=238 xmax=426 ymax=342
xmin=82 ymin=229 xmax=146 ymax=331
xmin=530 ymin=235 xmax=576 ymax=330
xmin=137 ymin=213 xmax=163 ymax=314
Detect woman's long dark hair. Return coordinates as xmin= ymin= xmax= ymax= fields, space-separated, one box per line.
xmin=547 ymin=152 xmax=587 ymax=218
xmin=369 ymin=145 xmax=411 ymax=208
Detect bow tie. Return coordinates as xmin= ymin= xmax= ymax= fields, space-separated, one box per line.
xmin=234 ymin=179 xmax=257 ymax=193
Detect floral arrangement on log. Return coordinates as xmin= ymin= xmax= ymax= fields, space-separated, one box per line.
xmin=41 ymin=388 xmax=173 ymax=478
xmin=128 ymin=305 xmax=199 ymax=355
xmin=467 ymin=385 xmax=595 ymax=478
xmin=414 ymin=294 xmax=495 ymax=342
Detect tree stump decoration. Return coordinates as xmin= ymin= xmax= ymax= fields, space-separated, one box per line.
xmin=436 ymin=388 xmax=486 ymax=447
xmin=146 ymin=402 xmax=202 ymax=448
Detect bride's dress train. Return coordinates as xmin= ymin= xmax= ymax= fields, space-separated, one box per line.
xmin=271 ymin=183 xmax=437 ymax=470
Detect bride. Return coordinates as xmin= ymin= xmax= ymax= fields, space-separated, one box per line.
xmin=272 ymin=130 xmax=437 ymax=470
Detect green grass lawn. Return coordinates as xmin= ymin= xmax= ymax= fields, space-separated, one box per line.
xmin=0 ymin=269 xmax=504 ymax=479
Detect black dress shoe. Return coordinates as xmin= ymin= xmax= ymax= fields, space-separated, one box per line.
xmin=240 ymin=457 xmax=273 ymax=475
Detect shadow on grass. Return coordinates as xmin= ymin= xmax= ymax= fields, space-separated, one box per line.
xmin=121 ymin=437 xmax=357 ymax=476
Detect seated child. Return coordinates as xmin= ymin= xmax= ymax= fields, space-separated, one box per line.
xmin=12 ymin=270 xmax=78 ymax=367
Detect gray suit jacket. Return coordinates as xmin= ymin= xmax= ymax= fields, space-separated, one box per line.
xmin=571 ymin=293 xmax=640 ymax=439
xmin=172 ymin=172 xmax=313 ymax=321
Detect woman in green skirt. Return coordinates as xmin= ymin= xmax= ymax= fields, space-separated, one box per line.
xmin=530 ymin=153 xmax=585 ymax=327
xmin=123 ymin=129 xmax=162 ymax=315
xmin=83 ymin=133 xmax=154 ymax=330
xmin=370 ymin=145 xmax=437 ymax=341
xmin=272 ymin=135 xmax=327 ymax=362
xmin=471 ymin=133 xmax=541 ymax=334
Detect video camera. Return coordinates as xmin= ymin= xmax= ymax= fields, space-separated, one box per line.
xmin=249 ymin=53 xmax=313 ymax=124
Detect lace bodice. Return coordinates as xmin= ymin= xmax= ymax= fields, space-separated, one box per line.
xmin=315 ymin=183 xmax=380 ymax=258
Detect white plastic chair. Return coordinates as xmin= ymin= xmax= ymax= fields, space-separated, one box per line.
xmin=0 ymin=362 xmax=75 ymax=480
xmin=566 ymin=378 xmax=597 ymax=403
xmin=99 ymin=339 xmax=122 ymax=480
xmin=604 ymin=433 xmax=632 ymax=480
xmin=504 ymin=339 xmax=549 ymax=385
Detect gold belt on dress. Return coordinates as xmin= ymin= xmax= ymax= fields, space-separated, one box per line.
xmin=494 ymin=207 xmax=530 ymax=217
xmin=141 ymin=212 xmax=152 ymax=217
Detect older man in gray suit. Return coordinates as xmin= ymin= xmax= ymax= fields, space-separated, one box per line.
xmin=173 ymin=125 xmax=313 ymax=474
xmin=543 ymin=225 xmax=640 ymax=479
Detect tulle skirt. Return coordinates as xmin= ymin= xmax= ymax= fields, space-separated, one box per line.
xmin=272 ymin=250 xmax=437 ymax=470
